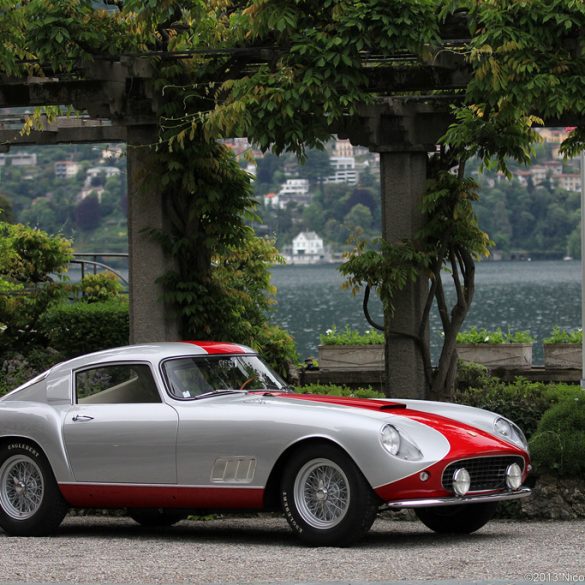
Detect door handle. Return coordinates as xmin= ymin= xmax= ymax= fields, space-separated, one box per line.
xmin=72 ymin=414 xmax=94 ymax=422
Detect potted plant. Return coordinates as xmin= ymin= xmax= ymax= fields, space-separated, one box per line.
xmin=543 ymin=327 xmax=582 ymax=370
xmin=456 ymin=327 xmax=534 ymax=370
xmin=318 ymin=326 xmax=385 ymax=371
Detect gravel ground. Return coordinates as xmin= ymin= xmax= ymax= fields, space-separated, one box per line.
xmin=1 ymin=515 xmax=584 ymax=584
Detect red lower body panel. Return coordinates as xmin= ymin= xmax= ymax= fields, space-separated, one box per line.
xmin=59 ymin=483 xmax=264 ymax=509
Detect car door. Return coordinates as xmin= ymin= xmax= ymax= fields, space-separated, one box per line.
xmin=63 ymin=362 xmax=178 ymax=484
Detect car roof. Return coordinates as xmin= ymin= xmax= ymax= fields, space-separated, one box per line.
xmin=47 ymin=341 xmax=255 ymax=376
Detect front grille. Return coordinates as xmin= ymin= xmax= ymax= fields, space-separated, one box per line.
xmin=442 ymin=456 xmax=525 ymax=492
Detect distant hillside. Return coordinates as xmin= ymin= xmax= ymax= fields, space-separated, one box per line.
xmin=0 ymin=138 xmax=580 ymax=259
xmin=0 ymin=143 xmax=127 ymax=252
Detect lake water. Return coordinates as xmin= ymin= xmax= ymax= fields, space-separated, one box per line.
xmin=270 ymin=260 xmax=582 ymax=364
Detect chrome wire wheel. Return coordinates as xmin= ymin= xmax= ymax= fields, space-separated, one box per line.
xmin=293 ymin=458 xmax=350 ymax=529
xmin=0 ymin=455 xmax=45 ymax=520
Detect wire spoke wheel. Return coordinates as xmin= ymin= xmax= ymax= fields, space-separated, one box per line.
xmin=294 ymin=458 xmax=350 ymax=529
xmin=0 ymin=455 xmax=45 ymax=520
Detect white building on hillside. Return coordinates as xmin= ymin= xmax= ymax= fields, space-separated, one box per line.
xmin=325 ymin=156 xmax=358 ymax=185
xmin=0 ymin=152 xmax=37 ymax=167
xmin=278 ymin=178 xmax=310 ymax=208
xmin=54 ymin=160 xmax=80 ymax=179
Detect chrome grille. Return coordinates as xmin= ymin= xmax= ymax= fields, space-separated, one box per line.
xmin=442 ymin=456 xmax=525 ymax=492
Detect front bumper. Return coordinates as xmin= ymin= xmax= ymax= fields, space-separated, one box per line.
xmin=384 ymin=487 xmax=532 ymax=509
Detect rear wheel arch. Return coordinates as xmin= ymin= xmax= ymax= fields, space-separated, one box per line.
xmin=0 ymin=436 xmax=69 ymax=536
xmin=0 ymin=436 xmax=46 ymax=460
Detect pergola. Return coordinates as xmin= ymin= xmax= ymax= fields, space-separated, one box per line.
xmin=3 ymin=39 xmax=576 ymax=397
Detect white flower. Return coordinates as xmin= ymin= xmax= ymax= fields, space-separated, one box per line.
xmin=484 ymin=336 xmax=490 ymax=342
xmin=326 ymin=329 xmax=333 ymax=336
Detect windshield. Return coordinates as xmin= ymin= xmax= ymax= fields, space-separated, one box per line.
xmin=162 ymin=355 xmax=288 ymax=400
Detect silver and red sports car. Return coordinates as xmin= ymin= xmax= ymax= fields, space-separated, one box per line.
xmin=0 ymin=342 xmax=531 ymax=545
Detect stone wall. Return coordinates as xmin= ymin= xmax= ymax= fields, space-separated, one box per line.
xmin=515 ymin=475 xmax=585 ymax=520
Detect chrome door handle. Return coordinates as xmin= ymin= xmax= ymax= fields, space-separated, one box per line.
xmin=72 ymin=414 xmax=94 ymax=422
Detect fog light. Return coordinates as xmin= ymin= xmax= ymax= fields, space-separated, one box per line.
xmin=452 ymin=468 xmax=471 ymax=496
xmin=506 ymin=463 xmax=522 ymax=490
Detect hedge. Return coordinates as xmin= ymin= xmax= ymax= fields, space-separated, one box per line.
xmin=529 ymin=397 xmax=585 ymax=478
xmin=453 ymin=361 xmax=583 ymax=439
xmin=39 ymin=300 xmax=129 ymax=358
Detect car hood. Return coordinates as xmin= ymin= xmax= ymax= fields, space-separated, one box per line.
xmin=253 ymin=392 xmax=526 ymax=455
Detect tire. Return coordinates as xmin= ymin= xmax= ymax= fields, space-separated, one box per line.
xmin=280 ymin=443 xmax=379 ymax=546
xmin=0 ymin=440 xmax=68 ymax=536
xmin=415 ymin=502 xmax=498 ymax=534
xmin=128 ymin=508 xmax=186 ymax=527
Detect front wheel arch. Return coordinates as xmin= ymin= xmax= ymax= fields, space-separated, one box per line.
xmin=278 ymin=441 xmax=380 ymax=546
xmin=264 ymin=438 xmax=371 ymax=511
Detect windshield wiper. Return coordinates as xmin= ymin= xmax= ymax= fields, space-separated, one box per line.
xmin=193 ymin=389 xmax=246 ymax=400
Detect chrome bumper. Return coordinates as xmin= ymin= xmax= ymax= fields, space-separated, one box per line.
xmin=384 ymin=487 xmax=532 ymax=509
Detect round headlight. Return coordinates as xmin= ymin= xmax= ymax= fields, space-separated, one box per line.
xmin=495 ymin=417 xmax=513 ymax=439
xmin=452 ymin=468 xmax=471 ymax=496
xmin=506 ymin=463 xmax=523 ymax=490
xmin=381 ymin=425 xmax=401 ymax=456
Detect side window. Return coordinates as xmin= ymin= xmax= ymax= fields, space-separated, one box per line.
xmin=76 ymin=364 xmax=161 ymax=404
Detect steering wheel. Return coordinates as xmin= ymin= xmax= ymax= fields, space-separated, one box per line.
xmin=240 ymin=375 xmax=257 ymax=390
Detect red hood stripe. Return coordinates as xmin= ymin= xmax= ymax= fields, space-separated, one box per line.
xmin=259 ymin=392 xmax=406 ymax=411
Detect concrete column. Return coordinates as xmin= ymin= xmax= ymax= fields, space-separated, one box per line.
xmin=127 ymin=125 xmax=179 ymax=343
xmin=380 ymin=151 xmax=429 ymax=398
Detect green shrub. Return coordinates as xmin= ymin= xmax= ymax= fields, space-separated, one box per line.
xmin=251 ymin=323 xmax=298 ymax=380
xmin=0 ymin=222 xmax=72 ymax=351
xmin=320 ymin=325 xmax=384 ymax=346
xmin=453 ymin=370 xmax=581 ymax=439
xmin=74 ymin=272 xmax=124 ymax=303
xmin=456 ymin=326 xmax=533 ymax=344
xmin=529 ymin=397 xmax=585 ymax=477
xmin=298 ymin=383 xmax=385 ymax=399
xmin=39 ymin=300 xmax=129 ymax=358
xmin=543 ymin=326 xmax=583 ymax=344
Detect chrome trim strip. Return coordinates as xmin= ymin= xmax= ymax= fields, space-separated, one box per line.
xmin=58 ymin=482 xmax=264 ymax=490
xmin=384 ymin=487 xmax=532 ymax=509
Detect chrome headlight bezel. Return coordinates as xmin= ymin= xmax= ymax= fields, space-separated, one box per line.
xmin=494 ymin=417 xmax=529 ymax=451
xmin=380 ymin=424 xmax=423 ymax=461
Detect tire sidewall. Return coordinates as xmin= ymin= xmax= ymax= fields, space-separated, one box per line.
xmin=0 ymin=440 xmax=66 ymax=536
xmin=281 ymin=444 xmax=376 ymax=546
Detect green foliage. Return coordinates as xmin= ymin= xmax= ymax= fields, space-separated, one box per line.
xmin=453 ymin=368 xmax=582 ymax=439
xmin=0 ymin=347 xmax=63 ymax=397
xmin=207 ymin=0 xmax=440 ymax=156
xmin=252 ymin=323 xmax=298 ymax=379
xmin=297 ymin=383 xmax=384 ymax=399
xmin=456 ymin=326 xmax=534 ymax=344
xmin=473 ymin=166 xmax=581 ymax=257
xmin=320 ymin=325 xmax=384 ymax=346
xmin=39 ymin=300 xmax=129 ymax=358
xmin=0 ymin=221 xmax=72 ymax=283
xmin=23 ymin=0 xmax=135 ymax=71
xmin=341 ymin=237 xmax=428 ymax=317
xmin=0 ymin=222 xmax=72 ymax=351
xmin=543 ymin=326 xmax=583 ymax=345
xmin=73 ymin=272 xmax=124 ymax=303
xmin=529 ymin=397 xmax=585 ymax=478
